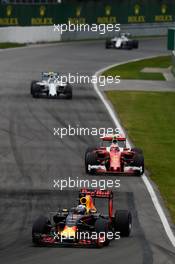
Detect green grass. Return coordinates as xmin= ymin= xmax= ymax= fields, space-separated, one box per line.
xmin=103 ymin=56 xmax=171 ymax=81
xmin=106 ymin=91 xmax=175 ymax=223
xmin=0 ymin=42 xmax=26 ymax=49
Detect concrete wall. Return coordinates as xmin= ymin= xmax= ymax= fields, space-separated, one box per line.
xmin=0 ymin=22 xmax=174 ymax=43
xmin=62 ymin=23 xmax=175 ymax=41
xmin=0 ymin=26 xmax=61 ymax=43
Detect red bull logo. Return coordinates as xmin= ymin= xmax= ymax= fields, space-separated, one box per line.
xmin=80 ymin=195 xmax=97 ymax=213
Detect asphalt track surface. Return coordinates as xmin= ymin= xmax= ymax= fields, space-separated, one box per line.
xmin=0 ymin=38 xmax=174 ymax=264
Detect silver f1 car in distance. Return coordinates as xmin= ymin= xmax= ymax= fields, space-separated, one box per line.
xmin=105 ymin=33 xmax=139 ymax=50
xmin=30 ymin=72 xmax=73 ymax=99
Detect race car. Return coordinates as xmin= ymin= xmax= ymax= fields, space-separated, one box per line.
xmin=32 ymin=189 xmax=132 ymax=247
xmin=105 ymin=33 xmax=139 ymax=50
xmin=85 ymin=134 xmax=144 ymax=176
xmin=30 ymin=72 xmax=72 ymax=99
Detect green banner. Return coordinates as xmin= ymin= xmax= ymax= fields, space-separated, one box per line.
xmin=0 ymin=1 xmax=174 ymax=27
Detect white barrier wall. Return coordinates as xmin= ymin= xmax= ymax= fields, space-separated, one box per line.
xmin=0 ymin=26 xmax=61 ymax=43
xmin=62 ymin=23 xmax=175 ymax=41
xmin=0 ymin=23 xmax=174 ymax=43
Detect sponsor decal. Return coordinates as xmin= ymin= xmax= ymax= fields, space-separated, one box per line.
xmin=97 ymin=5 xmax=117 ymax=24
xmin=0 ymin=5 xmax=18 ymax=25
xmin=128 ymin=3 xmax=145 ymax=23
xmin=31 ymin=5 xmax=53 ymax=25
xmin=154 ymin=3 xmax=172 ymax=22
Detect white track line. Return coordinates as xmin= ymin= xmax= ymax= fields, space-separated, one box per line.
xmin=93 ymin=57 xmax=175 ymax=248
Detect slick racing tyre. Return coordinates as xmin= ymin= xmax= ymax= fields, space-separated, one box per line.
xmin=132 ymin=40 xmax=139 ymax=49
xmin=105 ymin=39 xmax=111 ymax=49
xmin=31 ymin=83 xmax=41 ymax=98
xmin=64 ymin=84 xmax=72 ymax=99
xmin=126 ymin=41 xmax=133 ymax=50
xmin=95 ymin=218 xmax=110 ymax=247
xmin=114 ymin=210 xmax=132 ymax=237
xmin=131 ymin=147 xmax=143 ymax=155
xmin=132 ymin=153 xmax=144 ymax=175
xmin=32 ymin=216 xmax=51 ymax=244
xmin=85 ymin=146 xmax=97 ymax=159
xmin=85 ymin=152 xmax=98 ymax=174
xmin=30 ymin=80 xmax=37 ymax=95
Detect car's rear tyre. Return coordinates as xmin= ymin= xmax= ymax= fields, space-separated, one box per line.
xmin=127 ymin=42 xmax=133 ymax=50
xmin=85 ymin=152 xmax=98 ymax=174
xmin=105 ymin=39 xmax=111 ymax=49
xmin=95 ymin=218 xmax=110 ymax=246
xmin=132 ymin=153 xmax=144 ymax=175
xmin=131 ymin=147 xmax=143 ymax=155
xmin=32 ymin=215 xmax=51 ymax=244
xmin=114 ymin=210 xmax=132 ymax=237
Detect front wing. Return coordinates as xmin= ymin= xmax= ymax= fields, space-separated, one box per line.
xmin=33 ymin=234 xmax=105 ymax=248
xmin=88 ymin=165 xmax=143 ymax=176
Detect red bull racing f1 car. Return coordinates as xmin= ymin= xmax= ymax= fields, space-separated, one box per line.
xmin=85 ymin=134 xmax=144 ymax=176
xmin=32 ymin=189 xmax=132 ymax=247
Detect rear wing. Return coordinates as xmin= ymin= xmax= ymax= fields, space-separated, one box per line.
xmin=79 ymin=189 xmax=113 ymax=219
xmin=79 ymin=189 xmax=113 ymax=199
xmin=100 ymin=135 xmax=126 ymax=141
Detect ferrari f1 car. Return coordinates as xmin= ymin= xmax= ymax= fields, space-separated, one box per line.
xmin=85 ymin=134 xmax=144 ymax=176
xmin=105 ymin=33 xmax=139 ymax=50
xmin=30 ymin=72 xmax=72 ymax=99
xmin=32 ymin=189 xmax=132 ymax=247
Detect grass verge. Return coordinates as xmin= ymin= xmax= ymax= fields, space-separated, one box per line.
xmin=103 ymin=56 xmax=171 ymax=81
xmin=0 ymin=42 xmax=26 ymax=49
xmin=106 ymin=91 xmax=175 ymax=223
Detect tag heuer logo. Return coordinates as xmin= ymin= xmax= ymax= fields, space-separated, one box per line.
xmin=40 ymin=6 xmax=46 ymax=17
xmin=76 ymin=7 xmax=81 ymax=17
xmin=105 ymin=5 xmax=111 ymax=16
xmin=161 ymin=4 xmax=167 ymax=14
xmin=6 ymin=5 xmax=12 ymax=17
xmin=134 ymin=4 xmax=140 ymax=15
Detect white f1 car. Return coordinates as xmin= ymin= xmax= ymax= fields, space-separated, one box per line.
xmin=105 ymin=33 xmax=139 ymax=50
xmin=30 ymin=72 xmax=72 ymax=99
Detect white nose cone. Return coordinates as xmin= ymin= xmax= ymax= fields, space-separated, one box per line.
xmin=49 ymin=83 xmax=57 ymax=96
xmin=116 ymin=39 xmax=122 ymax=48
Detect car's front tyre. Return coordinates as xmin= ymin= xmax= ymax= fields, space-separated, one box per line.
xmin=32 ymin=215 xmax=51 ymax=244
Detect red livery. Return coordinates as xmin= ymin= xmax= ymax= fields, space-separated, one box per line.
xmin=85 ymin=134 xmax=144 ymax=176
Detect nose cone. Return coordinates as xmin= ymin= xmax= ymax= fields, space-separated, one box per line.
xmin=61 ymin=226 xmax=76 ymax=239
xmin=110 ymin=152 xmax=121 ymax=171
xmin=49 ymin=83 xmax=57 ymax=96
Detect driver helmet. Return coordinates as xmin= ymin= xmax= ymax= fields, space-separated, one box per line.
xmin=49 ymin=72 xmax=54 ymax=79
xmin=75 ymin=205 xmax=86 ymax=215
xmin=112 ymin=135 xmax=118 ymax=144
